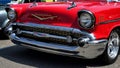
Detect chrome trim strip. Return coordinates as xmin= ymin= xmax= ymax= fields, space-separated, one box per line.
xmin=99 ymin=18 xmax=120 ymax=24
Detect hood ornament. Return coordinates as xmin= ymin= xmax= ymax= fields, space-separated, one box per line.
xmin=29 ymin=0 xmax=38 ymax=8
xmin=67 ymin=1 xmax=77 ymax=10
xmin=32 ymin=14 xmax=57 ymax=21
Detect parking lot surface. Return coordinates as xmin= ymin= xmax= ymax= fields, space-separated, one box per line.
xmin=0 ymin=39 xmax=120 ymax=68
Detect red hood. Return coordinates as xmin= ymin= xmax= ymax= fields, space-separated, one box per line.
xmin=12 ymin=2 xmax=79 ymax=28
xmin=11 ymin=2 xmax=120 ymax=29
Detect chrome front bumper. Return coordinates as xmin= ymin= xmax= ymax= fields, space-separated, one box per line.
xmin=8 ymin=23 xmax=107 ymax=59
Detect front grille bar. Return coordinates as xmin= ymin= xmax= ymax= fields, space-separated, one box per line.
xmin=14 ymin=23 xmax=84 ymax=38
xmin=11 ymin=23 xmax=93 ymax=46
xmin=17 ymin=30 xmax=78 ymax=46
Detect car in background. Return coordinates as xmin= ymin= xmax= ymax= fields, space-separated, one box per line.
xmin=0 ymin=0 xmax=24 ymax=38
xmin=6 ymin=0 xmax=120 ymax=64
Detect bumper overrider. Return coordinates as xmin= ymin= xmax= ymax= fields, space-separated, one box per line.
xmin=7 ymin=23 xmax=107 ymax=59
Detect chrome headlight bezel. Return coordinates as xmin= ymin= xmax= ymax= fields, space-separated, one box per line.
xmin=78 ymin=10 xmax=95 ymax=29
xmin=7 ymin=8 xmax=16 ymax=21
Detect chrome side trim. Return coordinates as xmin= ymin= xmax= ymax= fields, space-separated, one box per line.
xmin=99 ymin=18 xmax=120 ymax=25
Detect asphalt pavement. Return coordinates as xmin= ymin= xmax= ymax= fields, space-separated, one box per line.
xmin=0 ymin=39 xmax=120 ymax=68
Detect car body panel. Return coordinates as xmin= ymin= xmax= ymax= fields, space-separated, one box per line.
xmin=10 ymin=1 xmax=120 ymax=39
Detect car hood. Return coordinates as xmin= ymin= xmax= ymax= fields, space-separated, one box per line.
xmin=11 ymin=2 xmax=113 ymax=29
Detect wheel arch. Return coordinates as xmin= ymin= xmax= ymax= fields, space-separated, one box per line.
xmin=108 ymin=26 xmax=120 ymax=39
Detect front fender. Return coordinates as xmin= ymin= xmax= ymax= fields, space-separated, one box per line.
xmin=93 ymin=21 xmax=120 ymax=40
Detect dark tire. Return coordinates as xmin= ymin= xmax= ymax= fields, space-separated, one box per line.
xmin=0 ymin=29 xmax=9 ymax=39
xmin=101 ymin=29 xmax=120 ymax=64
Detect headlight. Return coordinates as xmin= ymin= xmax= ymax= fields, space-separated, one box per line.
xmin=78 ymin=10 xmax=95 ymax=29
xmin=7 ymin=8 xmax=16 ymax=20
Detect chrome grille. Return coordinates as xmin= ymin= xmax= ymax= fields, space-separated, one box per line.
xmin=13 ymin=23 xmax=84 ymax=46
xmin=18 ymin=26 xmax=71 ymax=36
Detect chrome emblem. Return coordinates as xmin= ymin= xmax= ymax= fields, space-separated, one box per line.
xmin=32 ymin=14 xmax=57 ymax=21
xmin=33 ymin=32 xmax=48 ymax=38
xmin=67 ymin=36 xmax=72 ymax=43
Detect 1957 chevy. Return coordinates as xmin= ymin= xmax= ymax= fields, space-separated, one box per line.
xmin=5 ymin=0 xmax=120 ymax=64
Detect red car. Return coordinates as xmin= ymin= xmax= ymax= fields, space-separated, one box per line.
xmin=5 ymin=0 xmax=120 ymax=64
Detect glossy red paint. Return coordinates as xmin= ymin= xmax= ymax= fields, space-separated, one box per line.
xmin=10 ymin=1 xmax=120 ymax=40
